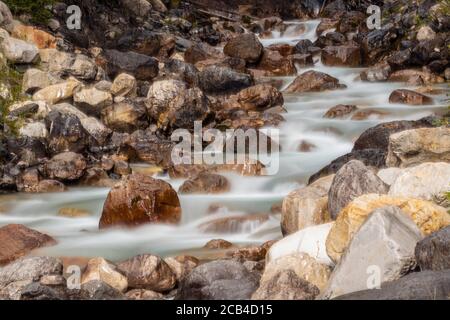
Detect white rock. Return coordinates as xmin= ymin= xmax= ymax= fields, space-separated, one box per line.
xmin=0 ymin=35 xmax=39 ymax=63
xmin=321 ymin=206 xmax=423 ymax=299
xmin=19 ymin=122 xmax=48 ymax=139
xmin=377 ymin=167 xmax=402 ymax=186
xmin=416 ymin=26 xmax=436 ymax=41
xmin=267 ymin=222 xmax=334 ymax=266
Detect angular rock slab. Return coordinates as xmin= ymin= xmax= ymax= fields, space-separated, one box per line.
xmin=328 ymin=160 xmax=388 ymax=220
xmin=415 ymin=226 xmax=450 ymax=271
xmin=334 ymin=270 xmax=450 ymax=300
xmin=322 ymin=206 xmax=423 ymax=299
xmin=326 ymin=194 xmax=450 ymax=263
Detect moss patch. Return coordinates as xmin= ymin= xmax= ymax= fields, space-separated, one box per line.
xmin=4 ymin=0 xmax=55 ymax=25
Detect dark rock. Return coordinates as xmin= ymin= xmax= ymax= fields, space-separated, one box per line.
xmin=176 ymin=260 xmax=259 ymax=300
xmin=103 ymin=50 xmax=159 ymax=80
xmin=257 ymin=49 xmax=297 ymax=76
xmin=328 ymin=160 xmax=389 ymax=220
xmin=321 ymin=45 xmax=361 ymax=67
xmin=335 ymin=271 xmax=450 ymax=300
xmin=295 ymin=39 xmax=314 ymax=54
xmin=415 ymin=226 xmax=450 ymax=271
xmin=44 ymin=152 xmax=87 ymax=181
xmin=224 ymin=33 xmax=263 ymax=64
xmin=199 ymin=66 xmax=253 ymax=94
xmin=285 ymin=70 xmax=346 ymax=93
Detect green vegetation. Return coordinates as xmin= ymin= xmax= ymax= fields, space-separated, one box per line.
xmin=3 ymin=0 xmax=55 ymax=25
xmin=0 ymin=61 xmax=24 ymax=138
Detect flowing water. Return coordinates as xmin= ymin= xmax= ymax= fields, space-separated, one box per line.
xmin=0 ymin=20 xmax=448 ymax=261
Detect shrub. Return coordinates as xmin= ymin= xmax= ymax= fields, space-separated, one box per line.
xmin=3 ymin=0 xmax=55 ymax=25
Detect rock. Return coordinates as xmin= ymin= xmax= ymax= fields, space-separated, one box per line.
xmin=335 ymin=270 xmax=450 ymax=300
xmin=111 ymin=73 xmax=136 ymax=97
xmin=179 ymin=173 xmax=230 ymax=194
xmin=350 ymin=109 xmax=388 ymax=121
xmin=324 ymin=104 xmax=357 ymax=119
xmin=36 ymin=180 xmax=66 ymax=193
xmin=0 ymin=35 xmax=39 ymax=64
xmin=252 ymin=269 xmax=319 ymax=300
xmin=125 ymin=289 xmax=163 ymax=300
xmin=281 ymin=175 xmax=334 ymax=235
xmin=322 ymin=206 xmax=423 ymax=299
xmin=113 ymin=160 xmax=131 ymax=176
xmin=101 ymin=101 xmax=148 ymax=133
xmin=199 ymin=65 xmax=253 ymax=94
xmin=236 ymin=84 xmax=283 ymax=112
xmin=22 ymin=68 xmax=59 ymax=94
xmin=267 ymin=223 xmax=334 ymax=266
xmin=45 ymin=111 xmax=89 ymax=154
xmin=388 ymin=69 xmax=444 ymax=84
xmin=44 ymin=152 xmax=87 ymax=181
xmin=316 ymin=18 xmax=339 ymax=36
xmin=145 ymin=79 xmax=187 ymax=122
xmin=51 ymin=103 xmax=88 ymax=120
xmin=184 ymin=42 xmax=224 ymax=65
xmin=73 ymin=87 xmax=113 ymax=116
xmin=80 ymin=117 xmax=111 ymax=144
xmin=326 ymin=194 xmax=450 ymax=263
xmin=321 ymin=46 xmax=361 ymax=67
xmin=229 ymin=246 xmax=267 ymax=262
xmin=79 ymin=280 xmax=125 ymax=300
xmin=360 ymin=62 xmax=391 ymax=82
xmin=0 ymin=1 xmax=12 ymax=27
xmin=0 ymin=279 xmax=33 ymax=300
xmin=256 ymin=49 xmax=296 ymax=76
xmin=388 ymin=163 xmax=450 ymax=201
xmin=125 ymin=130 xmax=174 ymax=168
xmin=0 ymin=225 xmax=56 ymax=266
xmin=295 ymin=39 xmax=313 ymax=54
xmin=417 ymin=26 xmax=436 ymax=41
xmin=164 ymin=256 xmax=199 ymax=283
xmin=415 ymin=226 xmax=450 ymax=271
xmin=328 ymin=160 xmax=388 ymax=220
xmin=19 ymin=122 xmax=48 ymax=139
xmin=0 ymin=256 xmax=62 ymax=287
xmin=176 ymin=260 xmax=259 ymax=300
xmin=285 ymin=70 xmax=346 ymax=93
xmin=389 ymin=89 xmax=433 ymax=105
xmin=104 ymin=49 xmax=159 ymax=80
xmin=224 ymin=33 xmax=263 ymax=64
xmin=352 ymin=118 xmax=435 ymax=152
xmin=204 ymin=239 xmax=233 ymax=249
xmin=99 ymin=174 xmax=181 ymax=229
xmin=33 ymin=79 xmax=82 ymax=105
xmin=121 ymin=0 xmax=152 ymax=17
xmin=81 ymin=258 xmax=128 ymax=293
xmin=39 ymin=50 xmax=97 ymax=80
xmin=290 ymin=53 xmax=314 ymax=67
xmin=261 ymin=253 xmax=331 ymax=292
xmin=386 ymin=127 xmax=450 ymax=167
xmin=309 ymin=149 xmax=386 ymax=184
xmin=117 ymin=254 xmax=176 ymax=292
xmin=10 ymin=24 xmax=56 ymax=49
xmin=160 ymin=87 xmax=210 ymax=130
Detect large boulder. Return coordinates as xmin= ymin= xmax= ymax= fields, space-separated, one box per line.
xmin=176 ymin=260 xmax=259 ymax=300
xmin=251 ymin=270 xmax=319 ymax=300
xmin=328 ymin=160 xmax=388 ymax=220
xmin=284 ymin=70 xmax=346 ymax=93
xmin=281 ymin=175 xmax=334 ymax=235
xmin=0 ymin=225 xmax=56 ymax=266
xmin=321 ymin=45 xmax=361 ymax=67
xmin=117 ymin=254 xmax=176 ymax=292
xmin=415 ymin=226 xmax=450 ymax=271
xmin=81 ymin=258 xmax=128 ymax=293
xmin=199 ymin=65 xmax=253 ymax=94
xmin=44 ymin=152 xmax=87 ymax=181
xmin=326 ymin=194 xmax=450 ymax=263
xmin=322 ymin=206 xmax=423 ymax=299
xmin=267 ymin=223 xmax=334 ymax=266
xmin=223 ymin=33 xmax=263 ymax=64
xmin=335 ymin=270 xmax=450 ymax=300
xmin=389 ymin=89 xmax=433 ymax=105
xmin=99 ymin=174 xmax=181 ymax=229
xmin=103 ymin=49 xmax=159 ymax=80
xmin=386 ymin=127 xmax=450 ymax=167
xmin=388 ymin=162 xmax=450 ymax=201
